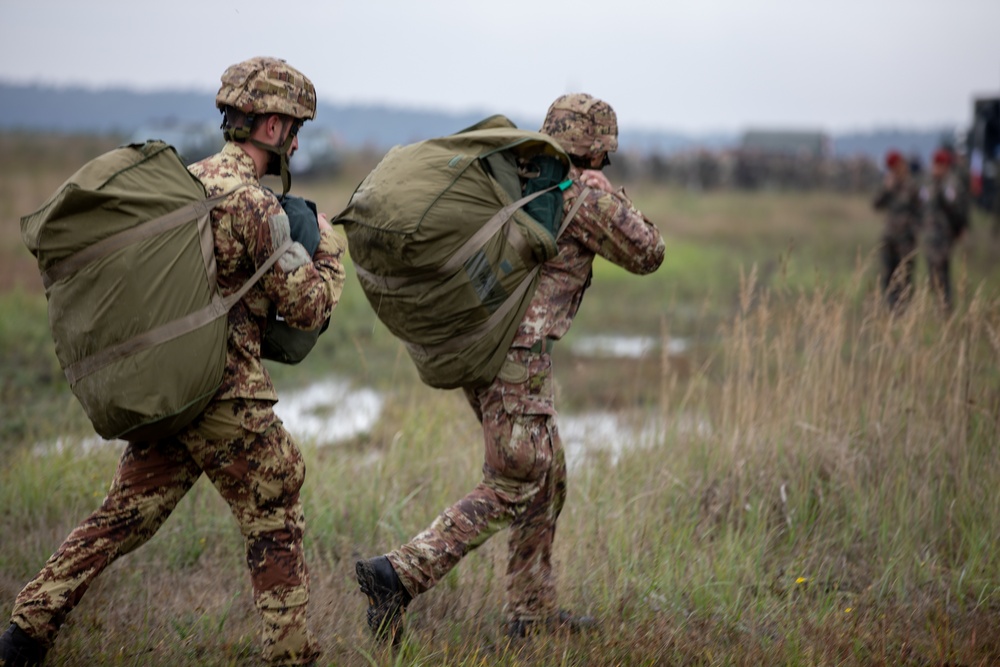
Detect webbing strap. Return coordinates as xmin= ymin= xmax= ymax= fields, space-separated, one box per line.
xmin=401 ymin=186 xmax=591 ymax=359
xmin=404 ymin=263 xmax=541 ymax=360
xmin=65 ymin=292 xmax=228 ymax=385
xmin=438 ymin=186 xmax=554 ymax=276
xmin=62 ymin=184 xmax=294 ymax=385
xmin=355 ymin=184 xmax=592 ymax=292
xmin=42 ymin=188 xmax=241 ymax=289
xmin=497 ymin=185 xmax=589 ymax=282
xmin=354 ymin=186 xmax=557 ymax=292
xmin=64 ymin=236 xmax=292 ymax=385
xmin=560 ymin=186 xmax=589 ymax=238
xmin=502 ymin=214 xmax=535 ymax=270
xmin=220 ymin=237 xmax=295 ymax=311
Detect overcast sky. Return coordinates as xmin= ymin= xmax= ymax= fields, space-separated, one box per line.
xmin=2 ymin=0 xmax=998 ymax=134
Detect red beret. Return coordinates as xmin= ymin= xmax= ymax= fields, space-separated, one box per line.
xmin=933 ymin=149 xmax=953 ymax=166
xmin=885 ymin=150 xmax=903 ymax=169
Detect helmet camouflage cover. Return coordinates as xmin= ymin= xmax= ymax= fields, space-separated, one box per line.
xmin=540 ymin=93 xmax=618 ymax=158
xmin=215 ymin=56 xmax=316 ymax=121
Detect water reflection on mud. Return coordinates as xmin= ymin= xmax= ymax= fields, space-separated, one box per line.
xmin=34 ymin=377 xmax=384 ymax=455
xmin=34 ymin=434 xmax=114 ymax=457
xmin=36 ymin=330 xmax=705 ymax=468
xmin=274 ymin=378 xmax=383 ymax=446
xmin=569 ymin=334 xmax=689 ymax=358
xmin=559 ymin=409 xmax=710 ymax=469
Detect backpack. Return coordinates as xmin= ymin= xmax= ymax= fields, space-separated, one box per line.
xmin=334 ymin=115 xmax=586 ymax=389
xmin=20 ymin=140 xmax=291 ymax=442
xmin=260 ymin=193 xmax=330 ymax=364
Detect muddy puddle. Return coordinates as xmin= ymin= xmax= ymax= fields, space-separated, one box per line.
xmin=273 ymin=379 xmax=383 ymax=446
xmin=569 ymin=334 xmax=689 ymax=358
xmin=33 ymin=377 xmax=382 ymax=455
xmin=559 ymin=409 xmax=710 ymax=469
xmin=34 ymin=333 xmax=707 ymax=469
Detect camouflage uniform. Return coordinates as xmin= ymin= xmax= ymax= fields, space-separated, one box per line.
xmin=872 ymin=175 xmax=921 ymax=310
xmin=921 ymin=166 xmax=969 ymax=311
xmin=7 ymin=58 xmax=344 ymax=667
xmin=386 ymin=95 xmax=664 ymax=624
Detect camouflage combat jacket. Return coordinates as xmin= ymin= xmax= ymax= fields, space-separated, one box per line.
xmin=921 ymin=171 xmax=970 ymax=248
xmin=872 ymin=179 xmax=921 ymax=242
xmin=512 ymin=166 xmax=665 ymax=347
xmin=188 ymin=142 xmax=346 ymax=402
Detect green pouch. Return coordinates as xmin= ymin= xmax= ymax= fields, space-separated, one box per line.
xmin=261 ymin=193 xmax=330 ymax=365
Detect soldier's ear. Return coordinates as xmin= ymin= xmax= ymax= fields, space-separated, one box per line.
xmin=263 ymin=114 xmax=282 ymax=139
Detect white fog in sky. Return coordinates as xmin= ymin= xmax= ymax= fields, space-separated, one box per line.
xmin=2 ymin=0 xmax=998 ymax=133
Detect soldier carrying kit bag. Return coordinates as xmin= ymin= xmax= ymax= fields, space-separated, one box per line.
xmin=334 ymin=115 xmax=587 ymax=389
xmin=20 ymin=140 xmax=298 ymax=442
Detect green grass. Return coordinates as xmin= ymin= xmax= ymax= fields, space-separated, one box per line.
xmin=3 ymin=286 xmax=1000 ymax=664
xmin=2 ymin=134 xmax=1000 ymax=665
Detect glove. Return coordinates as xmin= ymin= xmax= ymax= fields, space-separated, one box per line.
xmin=279 ymin=194 xmax=321 ymax=257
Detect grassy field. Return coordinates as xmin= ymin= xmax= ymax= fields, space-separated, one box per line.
xmin=1 ymin=132 xmax=1000 ymax=666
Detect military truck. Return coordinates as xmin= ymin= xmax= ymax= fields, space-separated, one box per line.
xmin=128 ymin=122 xmax=222 ymax=165
xmin=128 ymin=121 xmax=342 ymax=177
xmin=966 ymin=96 xmax=999 ymax=217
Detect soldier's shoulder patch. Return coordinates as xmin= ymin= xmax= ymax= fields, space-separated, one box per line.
xmin=268 ymin=212 xmax=310 ymax=272
xmin=269 ymin=211 xmax=292 ymax=247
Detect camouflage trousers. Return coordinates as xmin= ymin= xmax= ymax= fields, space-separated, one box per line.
xmin=879 ymin=230 xmax=917 ymax=310
xmin=924 ymin=233 xmax=955 ymax=310
xmin=387 ymin=347 xmax=568 ymax=622
xmin=10 ymin=399 xmax=320 ymax=666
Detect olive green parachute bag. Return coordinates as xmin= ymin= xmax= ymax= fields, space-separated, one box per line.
xmin=335 ymin=115 xmax=587 ymax=389
xmin=20 ymin=140 xmax=291 ymax=442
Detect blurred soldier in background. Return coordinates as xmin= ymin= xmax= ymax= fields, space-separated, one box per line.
xmin=921 ymin=148 xmax=970 ymax=312
xmin=872 ymin=150 xmax=921 ymax=311
xmin=354 ymin=93 xmax=665 ymax=645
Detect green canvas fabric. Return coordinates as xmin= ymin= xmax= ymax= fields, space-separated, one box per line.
xmin=334 ymin=117 xmax=572 ymax=388
xmin=260 ymin=193 xmax=329 ymax=365
xmin=21 ymin=141 xmax=288 ymax=441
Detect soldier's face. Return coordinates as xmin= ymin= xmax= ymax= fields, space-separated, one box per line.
xmin=286 ymin=119 xmax=303 ymax=158
xmin=279 ymin=118 xmax=301 ymax=158
xmin=589 ymin=152 xmax=611 ymax=170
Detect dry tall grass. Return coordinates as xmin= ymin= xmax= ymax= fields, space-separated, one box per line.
xmin=2 ymin=132 xmax=1000 ymax=665
xmin=3 ymin=275 xmax=999 ymax=665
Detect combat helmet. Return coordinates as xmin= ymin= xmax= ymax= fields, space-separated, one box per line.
xmin=540 ymin=93 xmax=618 ymax=164
xmin=216 ymin=56 xmax=316 ymax=194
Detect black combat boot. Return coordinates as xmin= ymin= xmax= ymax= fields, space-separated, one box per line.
xmin=505 ymin=609 xmax=600 ymax=639
xmin=0 ymin=623 xmax=47 ymax=667
xmin=355 ymin=556 xmax=412 ymax=645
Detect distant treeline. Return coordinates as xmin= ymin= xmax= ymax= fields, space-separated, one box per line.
xmin=608 ymin=150 xmax=882 ymax=193
xmin=0 ymin=82 xmax=956 ymax=163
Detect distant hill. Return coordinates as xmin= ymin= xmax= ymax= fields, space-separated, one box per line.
xmin=0 ymin=82 xmax=504 ymax=149
xmin=0 ymin=82 xmax=955 ymax=162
